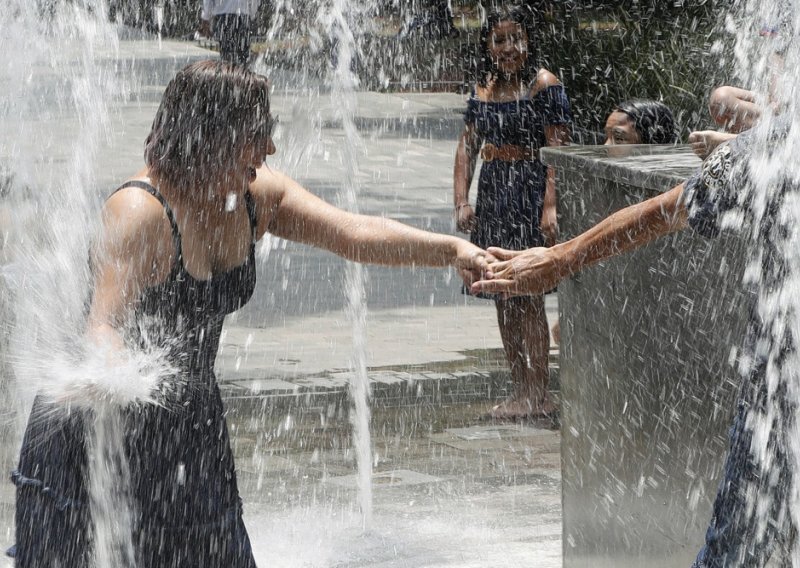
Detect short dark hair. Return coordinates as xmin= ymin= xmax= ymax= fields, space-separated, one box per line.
xmin=614 ymin=99 xmax=677 ymax=144
xmin=144 ymin=60 xmax=271 ymax=193
xmin=477 ymin=5 xmax=538 ymax=88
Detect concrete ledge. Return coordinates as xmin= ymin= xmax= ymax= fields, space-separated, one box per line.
xmin=222 ymin=364 xmax=560 ymax=420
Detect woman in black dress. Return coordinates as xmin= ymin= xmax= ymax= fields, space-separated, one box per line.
xmin=12 ymin=60 xmax=490 ymax=567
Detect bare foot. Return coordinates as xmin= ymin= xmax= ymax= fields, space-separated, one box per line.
xmin=688 ymin=130 xmax=737 ymax=159
xmin=488 ymin=396 xmax=557 ymax=421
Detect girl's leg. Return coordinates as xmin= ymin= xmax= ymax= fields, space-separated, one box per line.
xmin=492 ymin=295 xmax=554 ymax=419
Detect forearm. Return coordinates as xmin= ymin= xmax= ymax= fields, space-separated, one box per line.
xmin=334 ymin=215 xmax=462 ymax=267
xmin=453 ymin=149 xmax=474 ymax=207
xmin=553 ymin=183 xmax=688 ymax=278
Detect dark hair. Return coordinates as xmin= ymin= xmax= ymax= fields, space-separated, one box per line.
xmin=477 ymin=5 xmax=538 ymax=88
xmin=144 ymin=60 xmax=271 ymax=193
xmin=614 ymin=99 xmax=677 ymax=144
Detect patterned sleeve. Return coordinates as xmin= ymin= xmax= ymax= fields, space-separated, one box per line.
xmin=540 ymin=85 xmax=572 ymax=127
xmin=681 ymin=137 xmax=750 ymax=239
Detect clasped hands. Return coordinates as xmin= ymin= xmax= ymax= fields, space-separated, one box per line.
xmin=464 ymin=246 xmax=562 ymax=297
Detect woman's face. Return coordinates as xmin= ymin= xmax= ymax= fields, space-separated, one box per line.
xmin=246 ymin=115 xmax=277 ymax=168
xmin=488 ymin=21 xmax=528 ymax=75
xmin=604 ymin=111 xmax=642 ymax=145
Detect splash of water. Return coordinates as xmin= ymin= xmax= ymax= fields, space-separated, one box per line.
xmin=0 ymin=1 xmax=176 ymax=564
xmin=317 ymin=0 xmax=377 ymax=529
xmin=714 ymin=1 xmax=800 ymax=564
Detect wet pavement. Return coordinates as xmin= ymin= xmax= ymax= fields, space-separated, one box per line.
xmin=231 ymin=402 xmax=562 ymax=567
xmin=0 ymin=35 xmax=563 ymax=567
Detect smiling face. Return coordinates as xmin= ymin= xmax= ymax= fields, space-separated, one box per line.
xmin=488 ymin=21 xmax=528 ymax=76
xmin=604 ymin=111 xmax=642 ymax=145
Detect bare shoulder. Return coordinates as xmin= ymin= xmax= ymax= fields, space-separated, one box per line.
xmin=100 ymin=185 xmax=173 ymax=262
xmin=104 ymin=186 xmax=168 ymax=236
xmin=249 ymin=166 xmax=290 ymax=204
xmin=531 ymin=69 xmax=562 ymax=97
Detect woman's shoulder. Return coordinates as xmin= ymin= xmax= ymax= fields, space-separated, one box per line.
xmin=104 ymin=182 xmax=173 ymax=240
xmin=530 ymin=69 xmax=563 ymax=97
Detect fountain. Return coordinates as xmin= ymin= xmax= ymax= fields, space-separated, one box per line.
xmin=7 ymin=0 xmax=797 ymax=567
xmin=0 ymin=1 xmax=544 ymax=566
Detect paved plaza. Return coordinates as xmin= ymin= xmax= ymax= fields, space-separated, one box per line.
xmin=0 ymin=36 xmax=562 ymax=567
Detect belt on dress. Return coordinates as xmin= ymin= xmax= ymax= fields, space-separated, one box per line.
xmin=480 ymin=143 xmax=536 ymax=162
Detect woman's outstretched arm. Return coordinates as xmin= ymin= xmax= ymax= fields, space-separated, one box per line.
xmin=471 ymin=182 xmax=688 ymax=296
xmin=250 ymin=168 xmax=491 ymax=282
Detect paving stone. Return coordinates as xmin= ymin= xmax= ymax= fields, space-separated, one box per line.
xmin=324 ymin=469 xmax=444 ymax=489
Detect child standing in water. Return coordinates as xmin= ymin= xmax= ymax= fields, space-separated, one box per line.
xmin=453 ymin=5 xmax=571 ymax=421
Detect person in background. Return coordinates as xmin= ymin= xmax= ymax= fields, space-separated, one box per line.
xmin=453 ymin=5 xmax=571 ymax=421
xmin=604 ymin=99 xmax=677 ymax=146
xmin=199 ymin=0 xmax=260 ymax=66
xmin=548 ymin=98 xmax=676 ymax=344
xmin=399 ymin=0 xmax=458 ymax=39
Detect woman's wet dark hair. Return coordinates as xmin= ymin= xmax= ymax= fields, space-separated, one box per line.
xmin=615 ymin=99 xmax=677 ymax=144
xmin=477 ymin=5 xmax=538 ymax=88
xmin=144 ymin=60 xmax=271 ymax=193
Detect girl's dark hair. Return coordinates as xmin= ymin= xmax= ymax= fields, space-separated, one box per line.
xmin=477 ymin=5 xmax=538 ymax=88
xmin=144 ymin=60 xmax=271 ymax=193
xmin=615 ymin=99 xmax=677 ymax=144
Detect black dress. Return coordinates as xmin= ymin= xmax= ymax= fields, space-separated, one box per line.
xmin=12 ymin=181 xmax=259 ymax=567
xmin=464 ymin=84 xmax=572 ymax=253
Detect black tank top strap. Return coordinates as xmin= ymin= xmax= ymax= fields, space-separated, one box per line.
xmin=244 ymin=190 xmax=258 ymax=245
xmin=112 ymin=180 xmax=184 ymax=276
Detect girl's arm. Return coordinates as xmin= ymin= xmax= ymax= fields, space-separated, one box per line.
xmin=250 ymin=169 xmax=490 ymax=278
xmin=533 ymin=69 xmax=571 ymax=247
xmin=542 ymin=123 xmax=570 ymax=247
xmin=453 ymin=122 xmax=481 ymax=233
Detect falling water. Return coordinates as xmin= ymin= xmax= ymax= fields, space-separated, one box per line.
xmin=713 ymin=1 xmax=800 ymax=564
xmin=319 ymin=0 xmax=376 ymax=528
xmin=0 ymin=1 xmax=173 ymax=564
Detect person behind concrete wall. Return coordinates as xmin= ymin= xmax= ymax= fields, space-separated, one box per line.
xmin=199 ymin=0 xmax=260 ymax=66
xmin=453 ymin=4 xmax=571 ymax=422
xmin=604 ymin=99 xmax=677 ymax=146
xmin=9 ymin=60 xmax=491 ymax=567
xmin=547 ymin=98 xmax=676 ymax=344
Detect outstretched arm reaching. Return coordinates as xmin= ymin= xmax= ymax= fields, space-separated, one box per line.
xmin=250 ymin=168 xmax=492 ymax=285
xmin=471 ymin=183 xmax=688 ymax=296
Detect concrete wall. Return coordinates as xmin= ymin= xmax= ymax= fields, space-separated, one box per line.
xmin=542 ymin=145 xmax=748 ymax=567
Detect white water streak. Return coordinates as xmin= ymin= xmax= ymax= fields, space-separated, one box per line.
xmin=725 ymin=1 xmax=800 ymax=563
xmin=319 ymin=0 xmax=375 ymax=529
xmin=0 ymin=1 xmax=153 ymax=565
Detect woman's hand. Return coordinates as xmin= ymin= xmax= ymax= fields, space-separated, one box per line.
xmin=455 ymin=203 xmax=476 ymax=233
xmin=470 ymin=246 xmax=564 ymax=297
xmin=454 ymin=240 xmax=492 ymax=288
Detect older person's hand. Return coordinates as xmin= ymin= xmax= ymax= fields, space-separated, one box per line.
xmin=470 ymin=246 xmax=564 ymax=297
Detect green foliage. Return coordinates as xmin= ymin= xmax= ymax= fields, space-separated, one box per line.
xmin=535 ymin=1 xmax=731 ymax=141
